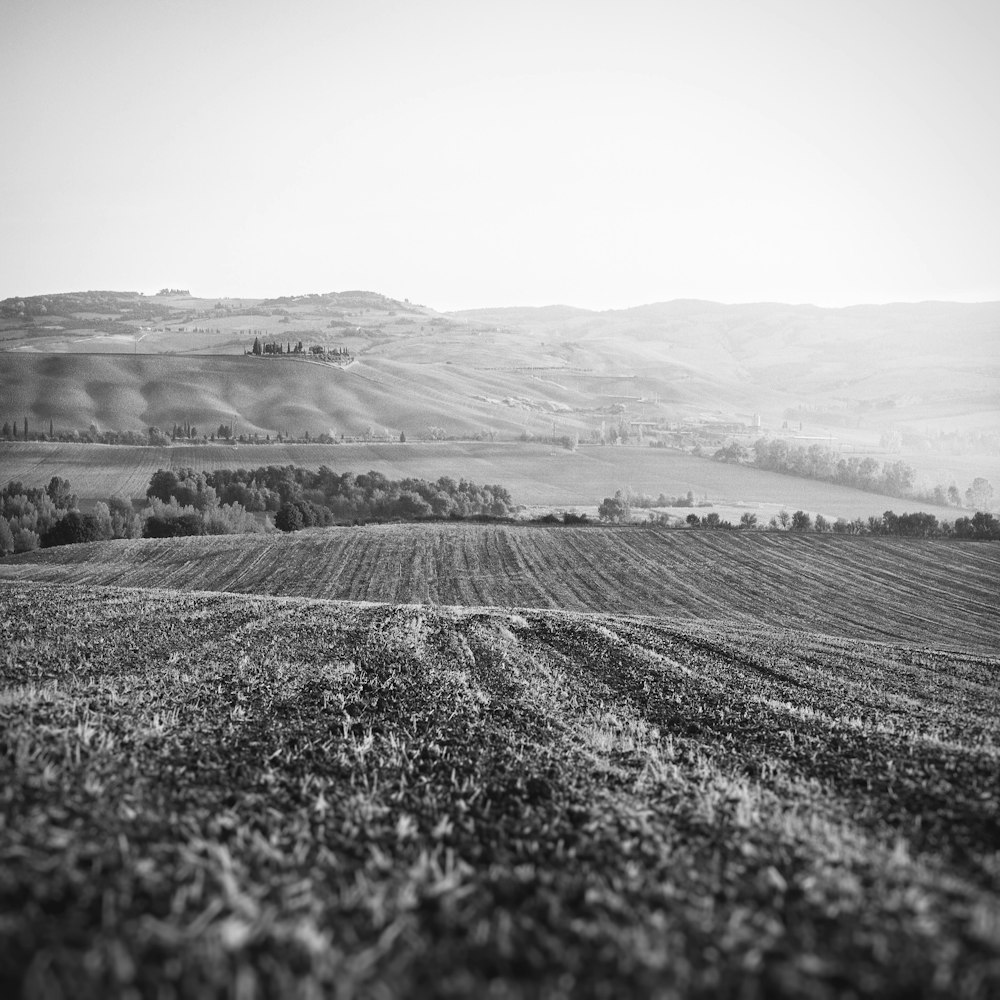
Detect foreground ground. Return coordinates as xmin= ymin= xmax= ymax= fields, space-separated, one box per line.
xmin=3 ymin=525 xmax=998 ymax=651
xmin=1 ymin=581 xmax=998 ymax=998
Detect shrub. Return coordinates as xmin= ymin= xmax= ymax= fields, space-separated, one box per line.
xmin=202 ymin=503 xmax=262 ymax=535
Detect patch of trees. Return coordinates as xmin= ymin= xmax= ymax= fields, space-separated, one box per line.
xmin=715 ymin=440 xmax=920 ymax=498
xmin=682 ymin=507 xmax=1000 ymax=538
xmin=0 ymin=477 xmax=142 ymax=555
xmin=685 ymin=512 xmax=737 ymax=529
xmin=250 ymin=337 xmax=350 ymax=358
xmin=0 ymin=421 xmax=174 ymax=446
xmin=145 ymin=465 xmax=516 ymax=533
xmin=142 ymin=497 xmax=260 ymax=538
xmin=952 ymin=512 xmax=1000 ymax=540
xmin=534 ymin=512 xmax=591 ymax=525
xmin=758 ymin=508 xmax=1000 ymax=539
xmin=598 ymin=489 xmax=704 ymax=523
xmin=633 ymin=490 xmax=699 ymax=508
xmin=0 ymin=419 xmax=407 ymax=447
xmin=0 ymin=291 xmax=172 ymax=320
xmin=714 ymin=439 xmax=994 ymax=510
xmin=0 ymin=471 xmax=268 ymax=556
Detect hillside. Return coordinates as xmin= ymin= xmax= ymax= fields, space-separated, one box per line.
xmin=0 ymin=353 xmax=542 ymax=440
xmin=3 ymin=525 xmax=997 ymax=650
xmin=2 ymin=580 xmax=998 ymax=997
xmin=2 ymin=292 xmax=999 ymax=490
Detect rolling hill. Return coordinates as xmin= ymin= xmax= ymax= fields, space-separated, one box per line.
xmin=2 ymin=292 xmax=999 ymax=492
xmin=3 ymin=525 xmax=996 ymax=650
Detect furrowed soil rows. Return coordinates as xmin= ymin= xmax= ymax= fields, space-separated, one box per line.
xmin=0 ymin=442 xmax=162 ymax=500
xmin=1 ymin=580 xmax=998 ymax=998
xmin=3 ymin=525 xmax=998 ymax=650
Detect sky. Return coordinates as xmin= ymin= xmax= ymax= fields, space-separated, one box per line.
xmin=2 ymin=0 xmax=999 ymax=310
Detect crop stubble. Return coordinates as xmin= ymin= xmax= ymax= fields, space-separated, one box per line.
xmin=1 ymin=581 xmax=998 ymax=998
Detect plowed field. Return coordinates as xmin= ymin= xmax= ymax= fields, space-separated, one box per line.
xmin=2 ymin=581 xmax=998 ymax=998
xmin=3 ymin=525 xmax=997 ymax=650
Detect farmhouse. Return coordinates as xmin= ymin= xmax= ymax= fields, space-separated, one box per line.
xmin=248 ymin=337 xmax=352 ymax=363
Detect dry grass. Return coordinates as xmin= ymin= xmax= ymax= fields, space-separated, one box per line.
xmin=1 ymin=581 xmax=998 ymax=997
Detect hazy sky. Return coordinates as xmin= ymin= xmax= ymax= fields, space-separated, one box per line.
xmin=2 ymin=0 xmax=998 ymax=310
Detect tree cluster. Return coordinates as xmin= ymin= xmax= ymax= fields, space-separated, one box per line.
xmin=716 ymin=440 xmax=920 ymax=498
xmin=0 ymin=421 xmax=174 ymax=446
xmin=0 ymin=477 xmax=142 ymax=555
xmin=762 ymin=508 xmax=1000 ymax=538
xmin=598 ymin=489 xmax=703 ymax=522
xmin=714 ymin=439 xmax=995 ymax=511
xmin=534 ymin=512 xmax=591 ymax=525
xmin=146 ymin=465 xmax=516 ymax=533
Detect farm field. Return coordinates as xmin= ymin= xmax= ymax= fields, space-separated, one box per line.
xmin=2 ymin=581 xmax=998 ymax=997
xmin=0 ymin=439 xmax=967 ymax=520
xmin=3 ymin=525 xmax=998 ymax=651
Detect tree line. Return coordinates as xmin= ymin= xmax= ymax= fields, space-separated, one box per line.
xmin=145 ymin=465 xmax=515 ymax=533
xmin=0 ymin=478 xmax=143 ymax=555
xmin=713 ymin=439 xmax=995 ymax=509
xmin=595 ymin=489 xmax=999 ymax=539
xmin=0 ymin=419 xmax=400 ymax=447
xmin=0 ymin=464 xmax=518 ymax=554
xmin=686 ymin=508 xmax=999 ymax=538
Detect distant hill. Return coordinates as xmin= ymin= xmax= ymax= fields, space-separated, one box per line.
xmin=2 ymin=290 xmax=998 ymax=487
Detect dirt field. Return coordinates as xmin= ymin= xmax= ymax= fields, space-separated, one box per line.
xmin=4 ymin=525 xmax=997 ymax=651
xmin=2 ymin=581 xmax=997 ymax=998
